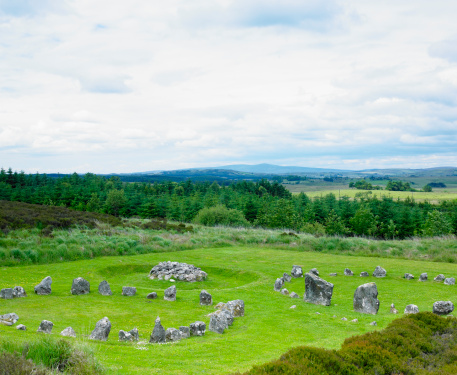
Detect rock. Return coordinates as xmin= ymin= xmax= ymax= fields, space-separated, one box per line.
xmin=34 ymin=276 xmax=52 ymax=295
xmin=215 ymin=302 xmax=226 ymax=310
xmin=150 ymin=317 xmax=166 ymax=343
xmin=370 ymin=321 xmax=377 ymax=326
xmin=0 ymin=288 xmax=13 ymax=299
xmin=390 ymin=303 xmax=398 ymax=314
xmin=290 ymin=292 xmax=299 ymax=298
xmin=372 ymin=266 xmax=386 ymax=278
xmin=404 ymin=273 xmax=414 ymax=280
xmin=310 ymin=268 xmax=319 ymax=276
xmin=280 ymin=288 xmax=289 ymax=295
xmin=166 ymin=328 xmax=182 ymax=342
xmin=149 ymin=262 xmax=207 ymax=282
xmin=291 ymin=265 xmax=303 ymax=278
xmin=209 ymin=310 xmax=233 ymax=334
xmin=434 ymin=274 xmax=445 ymax=282
xmin=283 ymin=273 xmax=292 ymax=282
xmin=37 ymin=320 xmax=53 ymax=334
xmin=12 ymin=286 xmax=26 ymax=298
xmin=0 ymin=313 xmax=19 ymax=326
xmin=344 ymin=268 xmax=354 ymax=276
xmin=98 ymin=281 xmax=112 ymax=296
xmin=129 ymin=328 xmax=139 ymax=341
xmin=315 ymin=312 xmax=321 ymax=315
xmin=433 ymin=301 xmax=454 ymax=315
xmin=164 ymin=285 xmax=176 ymax=301
xmin=16 ymin=324 xmax=26 ymax=330
xmin=179 ymin=326 xmax=190 ymax=338
xmin=274 ymin=278 xmax=284 ymax=292
xmin=341 ymin=317 xmax=347 ymax=321
xmin=61 ymin=327 xmax=76 ymax=337
xmin=71 ymin=277 xmax=90 ymax=295
xmin=444 ymin=278 xmax=455 ymax=285
xmin=122 ymin=286 xmax=136 ymax=296
xmin=200 ymin=290 xmax=212 ymax=305
xmin=223 ymin=300 xmax=245 ymax=317
xmin=119 ymin=330 xmax=133 ymax=341
xmin=290 ymin=305 xmax=296 ymax=309
xmin=190 ymin=321 xmax=206 ymax=336
xmin=353 ymin=282 xmax=380 ymax=315
xmin=329 ymin=273 xmax=337 ymax=276
xmin=404 ymin=304 xmax=419 ymax=314
xmin=419 ymin=273 xmax=428 ymax=281
xmin=147 ymin=292 xmax=158 ymax=299
xmin=89 ymin=317 xmax=111 ymax=341
xmin=360 ymin=272 xmax=369 ymax=277
xmin=304 ymin=272 xmax=334 ymax=306
xmin=351 ymin=319 xmax=358 ymax=323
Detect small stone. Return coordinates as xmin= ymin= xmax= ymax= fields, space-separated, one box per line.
xmin=274 ymin=278 xmax=284 ymax=292
xmin=434 ymin=274 xmax=445 ymax=282
xmin=344 ymin=268 xmax=353 ymax=276
xmin=0 ymin=288 xmax=13 ymax=299
xmin=122 ymin=286 xmax=136 ymax=296
xmin=149 ymin=317 xmax=166 ymax=343
xmin=190 ymin=321 xmax=206 ymax=336
xmin=370 ymin=321 xmax=377 ymax=326
xmin=147 ymin=292 xmax=157 ymax=299
xmin=390 ymin=303 xmax=398 ymax=314
xmin=61 ymin=327 xmax=76 ymax=337
xmin=351 ymin=319 xmax=358 ymax=323
xmin=16 ymin=324 xmax=26 ymax=330
xmin=89 ymin=317 xmax=111 ymax=341
xmin=34 ymin=276 xmax=52 ymax=295
xmin=98 ymin=281 xmax=112 ymax=296
xmin=280 ymin=288 xmax=289 ymax=295
xmin=333 ymin=315 xmax=337 ymax=318
xmin=419 ymin=273 xmax=428 ymax=281
xmin=166 ymin=328 xmax=182 ymax=342
xmin=316 ymin=312 xmax=321 ymax=315
xmin=404 ymin=273 xmax=414 ymax=280
xmin=373 ymin=266 xmax=386 ymax=278
xmin=283 ymin=273 xmax=292 ymax=282
xmin=164 ymin=285 xmax=176 ymax=301
xmin=341 ymin=317 xmax=347 ymax=321
xmin=290 ymin=305 xmax=296 ymax=309
xmin=289 ymin=292 xmax=299 ymax=298
xmin=353 ymin=282 xmax=380 ymax=315
xmin=170 ymin=279 xmax=175 ymax=282
xmin=179 ymin=326 xmax=190 ymax=338
xmin=360 ymin=272 xmax=369 ymax=277
xmin=329 ymin=273 xmax=337 ymax=276
xmin=404 ymin=304 xmax=419 ymax=314
xmin=200 ymin=290 xmax=212 ymax=305
xmin=444 ymin=278 xmax=455 ymax=285
xmin=291 ymin=265 xmax=303 ymax=278
xmin=310 ymin=268 xmax=319 ymax=276
xmin=433 ymin=301 xmax=454 ymax=315
xmin=37 ymin=320 xmax=53 ymax=334
xmin=12 ymin=286 xmax=27 ymax=298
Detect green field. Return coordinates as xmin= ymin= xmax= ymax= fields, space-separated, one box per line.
xmin=2 ymin=246 xmax=457 ymax=374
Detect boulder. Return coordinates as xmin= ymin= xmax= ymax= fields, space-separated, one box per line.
xmin=61 ymin=327 xmax=76 ymax=337
xmin=147 ymin=292 xmax=158 ymax=299
xmin=419 ymin=273 xmax=428 ymax=281
xmin=372 ymin=266 xmax=386 ymax=278
xmin=89 ymin=317 xmax=111 ymax=341
xmin=0 ymin=288 xmax=13 ymax=299
xmin=12 ymin=286 xmax=26 ymax=298
xmin=283 ymin=273 xmax=292 ymax=282
xmin=360 ymin=272 xmax=369 ymax=277
xmin=344 ymin=268 xmax=354 ymax=276
xmin=122 ymin=286 xmax=136 ymax=296
xmin=390 ymin=303 xmax=398 ymax=314
xmin=129 ymin=328 xmax=139 ymax=341
xmin=209 ymin=310 xmax=233 ymax=334
xmin=280 ymin=288 xmax=289 ymax=295
xmin=166 ymin=328 xmax=182 ymax=342
xmin=289 ymin=292 xmax=299 ymax=298
xmin=274 ymin=278 xmax=284 ymax=292
xmin=223 ymin=300 xmax=245 ymax=317
xmin=444 ymin=278 xmax=455 ymax=285
xmin=98 ymin=281 xmax=112 ymax=296
xmin=200 ymin=290 xmax=212 ymax=306
xmin=353 ymin=282 xmax=380 ymax=315
xmin=164 ymin=285 xmax=176 ymax=301
xmin=310 ymin=268 xmax=319 ymax=276
xmin=291 ymin=265 xmax=303 ymax=278
xmin=304 ymin=272 xmax=333 ymax=306
xmin=404 ymin=273 xmax=414 ymax=280
xmin=179 ymin=326 xmax=190 ymax=338
xmin=34 ymin=276 xmax=52 ymax=295
xmin=16 ymin=324 xmax=26 ymax=330
xmin=434 ymin=274 xmax=445 ymax=282
xmin=404 ymin=304 xmax=419 ymax=314
xmin=119 ymin=330 xmax=133 ymax=341
xmin=37 ymin=320 xmax=53 ymax=334
xmin=190 ymin=321 xmax=206 ymax=336
xmin=71 ymin=277 xmax=90 ymax=295
xmin=149 ymin=317 xmax=166 ymax=343
xmin=433 ymin=301 xmax=454 ymax=315
xmin=0 ymin=313 xmax=19 ymax=326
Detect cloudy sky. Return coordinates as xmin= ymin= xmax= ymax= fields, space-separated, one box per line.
xmin=1 ymin=0 xmax=457 ymax=173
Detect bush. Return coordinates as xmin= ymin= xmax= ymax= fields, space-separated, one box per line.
xmin=194 ymin=205 xmax=250 ymax=227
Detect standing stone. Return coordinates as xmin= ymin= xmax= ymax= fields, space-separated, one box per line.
xmin=149 ymin=317 xmax=166 ymax=343
xmin=433 ymin=301 xmax=454 ymax=315
xmin=223 ymin=300 xmax=245 ymax=317
xmin=209 ymin=310 xmax=232 ymax=334
xmin=353 ymin=283 xmax=380 ymax=315
xmin=71 ymin=277 xmax=90 ymax=295
xmin=189 ymin=321 xmax=206 ymax=336
xmin=61 ymin=327 xmax=76 ymax=337
xmin=373 ymin=266 xmax=386 ymax=278
xmin=200 ymin=290 xmax=212 ymax=306
xmin=291 ymin=265 xmax=303 ymax=278
xmin=283 ymin=273 xmax=292 ymax=282
xmin=119 ymin=330 xmax=133 ymax=341
xmin=310 ymin=268 xmax=319 ymax=276
xmin=16 ymin=324 xmax=26 ymax=330
xmin=344 ymin=268 xmax=354 ymax=276
xmin=147 ymin=292 xmax=158 ymax=299
xmin=360 ymin=272 xmax=369 ymax=277
xmin=12 ymin=286 xmax=26 ymax=298
xmin=179 ymin=326 xmax=190 ymax=338
xmin=164 ymin=285 xmax=176 ymax=301
xmin=0 ymin=288 xmax=13 ymax=299
xmin=129 ymin=328 xmax=139 ymax=341
xmin=404 ymin=304 xmax=419 ymax=314
xmin=274 ymin=278 xmax=284 ymax=292
xmin=404 ymin=273 xmax=414 ymax=280
xmin=444 ymin=278 xmax=455 ymax=285
xmin=34 ymin=276 xmax=52 ymax=295
xmin=98 ymin=281 xmax=112 ymax=296
xmin=166 ymin=328 xmax=182 ymax=342
xmin=304 ymin=272 xmax=333 ymax=306
xmin=390 ymin=303 xmax=398 ymax=314
xmin=122 ymin=286 xmax=136 ymax=296
xmin=280 ymin=288 xmax=289 ymax=295
xmin=290 ymin=292 xmax=299 ymax=298
xmin=89 ymin=317 xmax=111 ymax=341
xmin=419 ymin=273 xmax=428 ymax=281
xmin=434 ymin=274 xmax=445 ymax=282
xmin=37 ymin=320 xmax=53 ymax=334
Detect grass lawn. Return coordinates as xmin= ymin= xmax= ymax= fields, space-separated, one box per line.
xmin=1 ymin=246 xmax=457 ymax=374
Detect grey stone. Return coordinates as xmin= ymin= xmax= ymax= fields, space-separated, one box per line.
xmin=370 ymin=321 xmax=377 ymax=326
xmin=360 ymin=272 xmax=369 ymax=277
xmin=209 ymin=310 xmax=233 ymax=334
xmin=351 ymin=319 xmax=358 ymax=323
xmin=119 ymin=330 xmax=133 ymax=341
xmin=280 ymin=288 xmax=289 ymax=295
xmin=433 ymin=301 xmax=454 ymax=315
xmin=289 ymin=292 xmax=299 ymax=298
xmin=200 ymin=290 xmax=212 ymax=305
xmin=353 ymin=282 xmax=380 ymax=315
xmin=166 ymin=328 xmax=182 ymax=342
xmin=404 ymin=273 xmax=414 ymax=280
xmin=129 ymin=328 xmax=139 ymax=341
xmin=37 ymin=320 xmax=53 ymax=334
xmin=304 ymin=272 xmax=333 ymax=306
xmin=147 ymin=292 xmax=157 ymax=299
xmin=89 ymin=317 xmax=111 ymax=341
xmin=149 ymin=262 xmax=207 ymax=282
xmin=61 ymin=327 xmax=76 ymax=337
xmin=71 ymin=277 xmax=90 ymax=295
xmin=344 ymin=268 xmax=354 ymax=276
xmin=291 ymin=265 xmax=303 ymax=278
xmin=98 ymin=281 xmax=112 ymax=296
xmin=122 ymin=286 xmax=136 ymax=296
xmin=12 ymin=286 xmax=26 ymax=298
xmin=283 ymin=273 xmax=292 ymax=282
xmin=444 ymin=278 xmax=455 ymax=285
xmin=0 ymin=288 xmax=13 ymax=299
xmin=0 ymin=313 xmax=19 ymax=326
xmin=16 ymin=324 xmax=26 ymax=330
xmin=290 ymin=305 xmax=296 ymax=309
xmin=372 ymin=266 xmax=386 ymax=278
xmin=179 ymin=326 xmax=190 ymax=338
xmin=419 ymin=273 xmax=428 ymax=281
xmin=390 ymin=303 xmax=398 ymax=314
xmin=34 ymin=276 xmax=52 ymax=295
xmin=274 ymin=278 xmax=284 ymax=292
xmin=404 ymin=304 xmax=419 ymax=314
xmin=329 ymin=273 xmax=338 ymax=276
xmin=341 ymin=317 xmax=347 ymax=321
xmin=223 ymin=300 xmax=245 ymax=317
xmin=190 ymin=321 xmax=206 ymax=336
xmin=164 ymin=285 xmax=176 ymax=301
xmin=310 ymin=268 xmax=319 ymax=276
xmin=150 ymin=317 xmax=166 ymax=343
xmin=434 ymin=274 xmax=445 ymax=282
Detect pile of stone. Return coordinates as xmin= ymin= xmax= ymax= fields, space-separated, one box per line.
xmin=149 ymin=262 xmax=207 ymax=282
xmin=208 ymin=300 xmax=245 ymax=334
xmin=0 ymin=286 xmax=26 ymax=299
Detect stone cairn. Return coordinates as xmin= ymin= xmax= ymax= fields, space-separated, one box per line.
xmin=149 ymin=262 xmax=207 ymax=282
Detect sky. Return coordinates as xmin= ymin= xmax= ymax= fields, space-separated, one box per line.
xmin=1 ymin=0 xmax=457 ymax=174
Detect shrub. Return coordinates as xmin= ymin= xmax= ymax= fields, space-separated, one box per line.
xmin=194 ymin=205 xmax=250 ymax=227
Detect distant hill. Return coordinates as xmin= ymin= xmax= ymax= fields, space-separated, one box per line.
xmin=209 ymin=163 xmax=350 ymax=174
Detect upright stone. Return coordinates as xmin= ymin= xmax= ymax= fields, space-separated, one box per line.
xmin=372 ymin=266 xmax=386 ymax=278
xmin=304 ymin=272 xmax=334 ymax=306
xmin=344 ymin=268 xmax=354 ymax=276
xmin=434 ymin=274 xmax=445 ymax=282
xmin=119 ymin=330 xmax=133 ymax=341
xmin=71 ymin=277 xmax=90 ymax=295
xmin=283 ymin=273 xmax=292 ymax=282
xmin=353 ymin=283 xmax=380 ymax=315
xmin=150 ymin=317 xmax=166 ymax=343
xmin=209 ymin=310 xmax=233 ymax=334
xmin=89 ymin=317 xmax=111 ymax=341
xmin=419 ymin=273 xmax=428 ymax=281
xmin=404 ymin=304 xmax=419 ymax=314
xmin=223 ymin=300 xmax=245 ymax=317
xmin=129 ymin=328 xmax=139 ymax=341
xmin=147 ymin=292 xmax=157 ymax=299
xmin=360 ymin=272 xmax=369 ymax=277
xmin=444 ymin=278 xmax=455 ymax=285
xmin=12 ymin=286 xmax=26 ymax=298
xmin=390 ymin=303 xmax=398 ymax=314
xmin=164 ymin=285 xmax=176 ymax=301
xmin=274 ymin=278 xmax=284 ymax=292
xmin=189 ymin=321 xmax=206 ymax=336
xmin=179 ymin=326 xmax=190 ymax=338
xmin=98 ymin=281 xmax=112 ymax=296
xmin=291 ymin=265 xmax=303 ymax=278
xmin=37 ymin=320 xmax=53 ymax=334
xmin=404 ymin=273 xmax=414 ymax=280
xmin=34 ymin=276 xmax=52 ymax=295
xmin=433 ymin=301 xmax=454 ymax=315
xmin=122 ymin=286 xmax=136 ymax=296
xmin=166 ymin=328 xmax=182 ymax=342
xmin=61 ymin=327 xmax=76 ymax=337
xmin=0 ymin=288 xmax=13 ymax=299
xmin=290 ymin=292 xmax=299 ymax=298
xmin=310 ymin=268 xmax=319 ymax=276
xmin=200 ymin=290 xmax=212 ymax=306
xmin=281 ymin=288 xmax=289 ymax=295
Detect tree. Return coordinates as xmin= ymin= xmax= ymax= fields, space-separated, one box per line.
xmin=350 ymin=206 xmax=378 ymax=236
xmin=422 ymin=210 xmax=453 ymax=237
xmin=325 ymin=210 xmax=348 ymax=236
xmin=423 ymin=184 xmax=432 ymax=192
xmin=104 ymin=189 xmax=127 ymax=216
